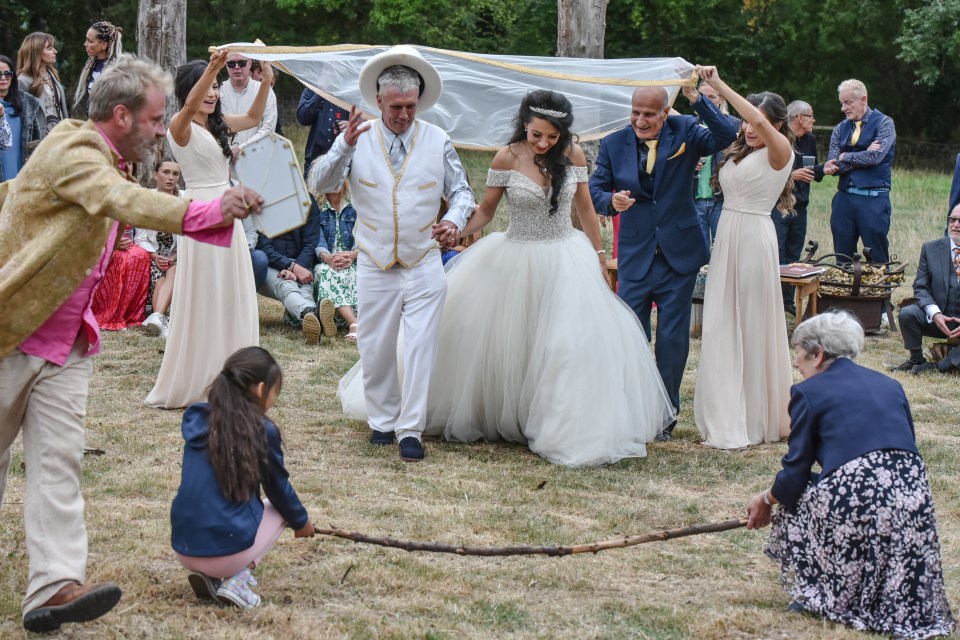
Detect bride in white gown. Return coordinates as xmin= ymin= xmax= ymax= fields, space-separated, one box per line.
xmin=340 ymin=90 xmax=675 ymax=466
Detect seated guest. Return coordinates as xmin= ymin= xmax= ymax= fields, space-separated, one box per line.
xmin=256 ymin=205 xmax=323 ymax=343
xmin=893 ymin=205 xmax=960 ymax=374
xmin=139 ymin=158 xmax=182 ymax=338
xmin=91 ymin=223 xmax=152 ymax=330
xmin=746 ymin=311 xmax=955 ymax=638
xmin=313 ymin=185 xmax=358 ymax=341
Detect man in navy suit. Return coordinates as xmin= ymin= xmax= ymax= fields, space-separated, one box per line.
xmin=590 ymin=83 xmax=738 ymax=439
xmin=823 ymin=79 xmax=896 ymax=263
xmin=949 ymin=153 xmax=960 ymax=219
xmin=894 ymin=205 xmax=960 ymax=374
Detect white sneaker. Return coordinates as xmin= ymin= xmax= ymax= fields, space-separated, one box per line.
xmin=142 ymin=312 xmax=164 ymax=335
xmin=215 ymin=568 xmax=261 ymax=608
xmin=159 ymin=317 xmax=169 ymax=340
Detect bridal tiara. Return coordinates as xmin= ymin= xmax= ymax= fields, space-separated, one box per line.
xmin=530 ymin=106 xmax=568 ymax=119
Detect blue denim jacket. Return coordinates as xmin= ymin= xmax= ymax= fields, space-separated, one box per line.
xmin=315 ymin=200 xmax=357 ymax=256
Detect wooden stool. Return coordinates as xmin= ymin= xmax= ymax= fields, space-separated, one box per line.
xmin=606 ymin=258 xmax=618 ymax=293
xmin=780 ymin=274 xmax=820 ymax=318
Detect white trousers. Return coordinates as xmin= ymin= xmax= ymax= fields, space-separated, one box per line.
xmin=0 ymin=342 xmax=91 ymax=615
xmin=356 ymin=251 xmax=446 ymax=441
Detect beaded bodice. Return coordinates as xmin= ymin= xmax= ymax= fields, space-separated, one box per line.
xmin=486 ymin=166 xmax=588 ymax=242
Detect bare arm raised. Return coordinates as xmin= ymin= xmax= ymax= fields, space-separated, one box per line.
xmin=695 ymin=65 xmax=792 ymax=171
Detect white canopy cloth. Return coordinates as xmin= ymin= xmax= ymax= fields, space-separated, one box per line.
xmin=217 ymin=43 xmax=696 ymax=150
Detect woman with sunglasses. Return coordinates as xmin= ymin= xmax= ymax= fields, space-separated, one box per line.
xmin=72 ymin=21 xmax=122 ymax=120
xmin=0 ymin=54 xmax=46 ymax=181
xmin=16 ymin=32 xmax=68 ymax=130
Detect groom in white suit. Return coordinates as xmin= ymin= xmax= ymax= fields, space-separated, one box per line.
xmin=308 ymin=46 xmax=475 ymax=461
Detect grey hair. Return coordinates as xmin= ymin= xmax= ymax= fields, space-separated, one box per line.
xmin=632 ymin=86 xmax=669 ymax=111
xmin=837 ymin=79 xmax=867 ymax=99
xmin=377 ymin=65 xmax=421 ymax=96
xmin=791 ymin=310 xmax=865 ymax=364
xmin=88 ymin=54 xmax=173 ymax=121
xmin=787 ymin=100 xmax=812 ymax=121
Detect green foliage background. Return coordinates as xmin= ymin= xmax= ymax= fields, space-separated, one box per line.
xmin=2 ymin=0 xmax=959 ymax=150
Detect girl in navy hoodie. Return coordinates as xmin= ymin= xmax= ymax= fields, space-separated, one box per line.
xmin=170 ymin=346 xmax=316 ymax=608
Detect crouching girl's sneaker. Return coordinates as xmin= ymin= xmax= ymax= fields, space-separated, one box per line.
xmin=215 ymin=568 xmax=261 ymax=608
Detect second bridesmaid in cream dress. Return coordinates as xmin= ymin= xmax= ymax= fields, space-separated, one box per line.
xmin=693 ymin=67 xmax=795 ymax=449
xmin=146 ymin=51 xmax=273 ymax=408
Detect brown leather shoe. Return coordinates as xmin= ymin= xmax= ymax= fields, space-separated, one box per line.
xmin=23 ymin=581 xmax=122 ymax=632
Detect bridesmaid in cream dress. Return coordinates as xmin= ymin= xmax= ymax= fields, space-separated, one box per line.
xmin=146 ymin=51 xmax=272 ymax=408
xmin=693 ymin=66 xmax=795 ymax=449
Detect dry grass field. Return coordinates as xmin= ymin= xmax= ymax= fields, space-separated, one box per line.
xmin=1 ymin=159 xmax=958 ymax=639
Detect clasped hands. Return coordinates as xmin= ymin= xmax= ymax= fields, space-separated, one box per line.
xmin=432 ymin=220 xmax=460 ymax=248
xmin=321 ymin=251 xmax=357 ymax=271
xmin=934 ymin=312 xmax=960 ymax=339
xmin=279 ymin=263 xmax=313 ymax=284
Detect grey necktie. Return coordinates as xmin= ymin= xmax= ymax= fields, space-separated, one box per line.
xmin=389 ymin=135 xmax=406 ymax=173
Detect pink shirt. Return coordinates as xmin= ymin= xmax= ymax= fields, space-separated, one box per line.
xmin=18 ymin=126 xmax=234 ymax=366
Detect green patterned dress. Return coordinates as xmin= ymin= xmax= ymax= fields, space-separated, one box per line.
xmin=312 ymin=202 xmax=358 ymax=323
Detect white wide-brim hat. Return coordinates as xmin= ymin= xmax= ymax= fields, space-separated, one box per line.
xmin=358 ymin=45 xmax=443 ymax=115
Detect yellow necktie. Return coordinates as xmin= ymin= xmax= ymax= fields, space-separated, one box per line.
xmin=645 ymin=139 xmax=658 ymax=174
xmin=850 ymin=121 xmax=862 ymax=146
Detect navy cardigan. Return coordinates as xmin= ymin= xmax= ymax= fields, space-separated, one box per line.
xmin=170 ymin=403 xmax=309 ymax=557
xmin=771 ymin=357 xmax=920 ymax=511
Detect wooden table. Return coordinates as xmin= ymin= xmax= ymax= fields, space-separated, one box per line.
xmin=780 ymin=274 xmax=821 ymax=318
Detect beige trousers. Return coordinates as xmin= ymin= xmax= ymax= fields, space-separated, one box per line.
xmin=0 ymin=342 xmax=91 ymax=615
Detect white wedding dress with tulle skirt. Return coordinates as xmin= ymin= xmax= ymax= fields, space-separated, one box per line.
xmin=339 ymin=166 xmax=675 ymax=466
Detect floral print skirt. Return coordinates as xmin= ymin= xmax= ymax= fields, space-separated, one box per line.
xmin=313 ymin=263 xmax=357 ymax=311
xmin=766 ymin=449 xmax=955 ymax=639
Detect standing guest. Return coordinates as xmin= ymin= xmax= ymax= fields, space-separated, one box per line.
xmin=893 ymin=206 xmax=960 ymax=375
xmin=171 ymin=347 xmax=316 ymax=609
xmin=746 ymin=311 xmax=955 ymax=639
xmin=90 ymin=223 xmax=152 ymax=330
xmin=0 ymin=54 xmax=46 ymax=181
xmin=589 ymin=75 xmax=738 ymax=440
xmin=298 ymin=88 xmax=343 ymax=171
xmin=309 ymin=46 xmax=476 ymax=461
xmin=0 ymin=54 xmax=262 ymax=633
xmin=139 ymin=158 xmax=183 ymax=339
xmin=313 ymin=183 xmax=359 ymax=341
xmin=776 ymin=100 xmax=824 ymax=315
xmin=73 ymin=21 xmax=122 ymax=120
xmin=692 ymin=81 xmax=738 ymax=251
xmin=694 ymin=71 xmax=794 ymax=450
xmin=16 ymin=32 xmax=68 ymax=129
xmin=255 ymin=204 xmax=324 ymax=344
xmin=219 ymin=52 xmax=277 ymax=161
xmin=146 ymin=51 xmax=273 ymax=409
xmin=248 ymin=60 xmax=282 ymax=134
xmin=823 ymin=79 xmax=896 ymax=263
xmin=949 ymin=152 xmax=960 ymax=220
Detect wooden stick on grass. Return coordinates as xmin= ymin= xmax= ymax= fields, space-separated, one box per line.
xmin=316 ymin=518 xmax=748 ymax=557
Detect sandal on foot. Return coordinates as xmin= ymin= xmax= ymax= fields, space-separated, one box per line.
xmin=345 ymin=323 xmax=358 ymax=342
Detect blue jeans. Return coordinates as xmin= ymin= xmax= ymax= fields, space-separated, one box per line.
xmin=250 ymin=249 xmax=269 ymax=291
xmin=694 ymin=198 xmax=713 ymax=256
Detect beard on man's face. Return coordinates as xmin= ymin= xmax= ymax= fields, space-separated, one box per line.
xmin=122 ymin=120 xmax=161 ymax=167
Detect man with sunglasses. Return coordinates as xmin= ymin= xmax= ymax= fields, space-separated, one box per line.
xmin=893 ymin=205 xmax=960 ymax=374
xmin=220 ymin=52 xmax=277 ymax=162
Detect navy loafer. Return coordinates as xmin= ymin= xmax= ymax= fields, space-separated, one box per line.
xmin=369 ymin=430 xmax=394 ymax=446
xmin=398 ymin=437 xmax=425 ymax=462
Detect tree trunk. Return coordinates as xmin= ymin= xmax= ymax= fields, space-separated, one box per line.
xmin=138 ymin=0 xmax=187 ymax=182
xmin=557 ymin=0 xmax=608 ymax=58
xmin=138 ymin=0 xmax=187 ymax=118
xmin=557 ymin=0 xmax=608 ymax=229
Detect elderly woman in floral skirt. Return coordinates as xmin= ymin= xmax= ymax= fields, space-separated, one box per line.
xmin=746 ymin=310 xmax=955 ymax=638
